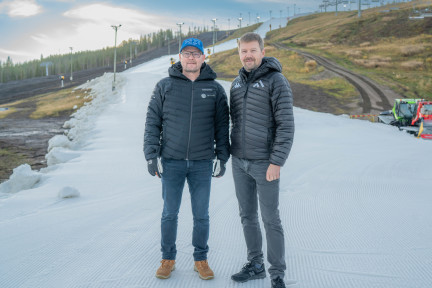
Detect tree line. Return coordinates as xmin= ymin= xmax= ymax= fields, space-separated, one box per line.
xmin=0 ymin=26 xmax=210 ymax=84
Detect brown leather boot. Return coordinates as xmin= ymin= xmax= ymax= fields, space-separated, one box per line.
xmin=156 ymin=259 xmax=175 ymax=279
xmin=194 ymin=259 xmax=214 ymax=280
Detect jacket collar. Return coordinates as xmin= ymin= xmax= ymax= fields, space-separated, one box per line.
xmin=169 ymin=62 xmax=217 ymax=81
xmin=239 ymin=57 xmax=282 ymax=83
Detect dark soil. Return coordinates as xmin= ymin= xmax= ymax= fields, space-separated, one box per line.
xmin=0 ymin=118 xmax=67 ymax=182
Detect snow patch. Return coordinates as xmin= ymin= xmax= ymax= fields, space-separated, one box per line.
xmin=47 ymin=135 xmax=73 ymax=152
xmin=0 ymin=164 xmax=41 ymax=193
xmin=45 ymin=147 xmax=80 ymax=166
xmin=58 ymin=186 xmax=80 ymax=198
xmin=61 ymin=73 xmax=125 ymax=145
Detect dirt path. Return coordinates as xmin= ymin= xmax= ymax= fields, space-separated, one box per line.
xmin=272 ymin=42 xmax=402 ymax=115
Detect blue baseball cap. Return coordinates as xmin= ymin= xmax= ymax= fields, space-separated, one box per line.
xmin=180 ymin=38 xmax=204 ymax=54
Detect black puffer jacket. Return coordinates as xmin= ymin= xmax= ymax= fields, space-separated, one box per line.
xmin=144 ymin=62 xmax=230 ymax=162
xmin=230 ymin=57 xmax=294 ymax=166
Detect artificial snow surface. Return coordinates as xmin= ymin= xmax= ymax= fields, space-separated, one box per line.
xmin=1 ymin=19 xmax=432 ymax=288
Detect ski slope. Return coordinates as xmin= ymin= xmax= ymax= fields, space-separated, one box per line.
xmin=1 ymin=19 xmax=432 ymax=288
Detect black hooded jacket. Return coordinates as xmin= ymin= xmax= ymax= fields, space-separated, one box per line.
xmin=144 ymin=62 xmax=230 ymax=162
xmin=230 ymin=57 xmax=294 ymax=166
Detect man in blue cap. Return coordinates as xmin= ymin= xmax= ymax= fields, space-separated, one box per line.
xmin=144 ymin=38 xmax=230 ymax=280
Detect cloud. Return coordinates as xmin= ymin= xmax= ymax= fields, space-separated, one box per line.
xmin=0 ymin=0 xmax=42 ymax=17
xmin=21 ymin=3 xmax=175 ymax=60
xmin=0 ymin=47 xmax=35 ymax=60
xmin=63 ymin=3 xmax=169 ymax=34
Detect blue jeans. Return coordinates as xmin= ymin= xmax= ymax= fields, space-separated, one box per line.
xmin=160 ymin=158 xmax=213 ymax=261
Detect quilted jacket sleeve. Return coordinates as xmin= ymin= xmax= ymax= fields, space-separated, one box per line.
xmin=269 ymin=73 xmax=295 ymax=167
xmin=214 ymin=83 xmax=230 ymax=162
xmin=143 ymin=80 xmax=164 ymax=161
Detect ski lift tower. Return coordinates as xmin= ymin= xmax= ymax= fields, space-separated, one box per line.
xmin=40 ymin=61 xmax=53 ymax=76
xmin=358 ymin=0 xmax=362 ymax=17
xmin=323 ymin=0 xmax=330 ymax=12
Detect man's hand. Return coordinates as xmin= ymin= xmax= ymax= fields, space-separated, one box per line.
xmin=148 ymin=158 xmax=163 ymax=178
xmin=266 ymin=164 xmax=280 ymax=182
xmin=212 ymin=159 xmax=226 ymax=178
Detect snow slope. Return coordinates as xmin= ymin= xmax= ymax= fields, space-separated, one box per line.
xmin=1 ymin=19 xmax=432 ymax=288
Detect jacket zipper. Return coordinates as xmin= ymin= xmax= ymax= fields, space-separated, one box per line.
xmin=186 ymin=81 xmax=194 ymax=160
xmin=242 ymin=85 xmax=249 ymax=159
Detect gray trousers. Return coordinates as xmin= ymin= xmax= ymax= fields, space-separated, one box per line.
xmin=232 ymin=157 xmax=286 ymax=279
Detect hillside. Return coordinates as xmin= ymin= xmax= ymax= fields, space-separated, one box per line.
xmin=266 ymin=1 xmax=432 ymax=100
xmin=209 ymin=2 xmax=431 ymax=117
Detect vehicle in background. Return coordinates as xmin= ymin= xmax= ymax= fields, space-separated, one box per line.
xmin=378 ymin=99 xmax=432 ymax=139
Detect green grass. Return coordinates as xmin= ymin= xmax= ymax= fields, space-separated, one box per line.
xmin=0 ymin=148 xmax=27 ymax=180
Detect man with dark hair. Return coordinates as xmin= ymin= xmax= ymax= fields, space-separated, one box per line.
xmin=230 ymin=32 xmax=295 ymax=288
xmin=144 ymin=37 xmax=230 ymax=280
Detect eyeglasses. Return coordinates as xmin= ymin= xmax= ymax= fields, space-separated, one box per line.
xmin=181 ymin=51 xmax=202 ymax=58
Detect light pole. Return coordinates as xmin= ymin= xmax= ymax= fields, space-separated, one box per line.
xmin=212 ymin=18 xmax=217 ymax=55
xmin=238 ymin=17 xmax=243 ymax=28
xmin=69 ymin=47 xmax=73 ymax=81
xmin=177 ymin=22 xmax=184 ymax=54
xmin=166 ymin=34 xmax=170 ymax=55
xmin=129 ymin=40 xmax=134 ymax=66
xmin=111 ymin=24 xmax=121 ymax=91
xmin=280 ymin=10 xmax=282 ymax=28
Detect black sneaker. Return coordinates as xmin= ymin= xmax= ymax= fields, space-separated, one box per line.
xmin=271 ymin=276 xmax=286 ymax=288
xmin=231 ymin=261 xmax=266 ymax=283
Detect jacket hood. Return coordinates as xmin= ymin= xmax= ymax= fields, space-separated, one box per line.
xmin=239 ymin=57 xmax=282 ymax=82
xmin=169 ymin=61 xmax=217 ymax=81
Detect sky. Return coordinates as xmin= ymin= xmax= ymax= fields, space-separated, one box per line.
xmin=0 ymin=0 xmax=348 ymax=64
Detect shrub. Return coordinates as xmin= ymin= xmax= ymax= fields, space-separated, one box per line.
xmin=400 ymin=45 xmax=425 ymax=56
xmin=305 ymin=60 xmax=317 ymax=71
xmin=353 ymin=59 xmax=391 ymax=68
xmin=400 ymin=60 xmax=424 ymax=70
xmin=344 ymin=50 xmax=362 ymax=57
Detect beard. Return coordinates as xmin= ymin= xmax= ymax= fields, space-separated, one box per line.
xmin=183 ymin=61 xmax=201 ymax=73
xmin=242 ymin=57 xmax=259 ymax=71
xmin=184 ymin=66 xmax=200 ymax=73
